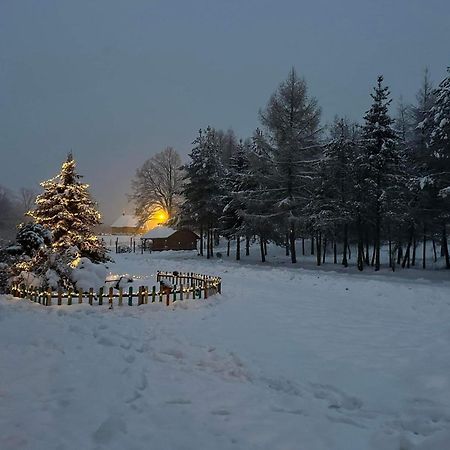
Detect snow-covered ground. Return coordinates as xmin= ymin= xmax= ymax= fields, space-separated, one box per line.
xmin=1 ymin=248 xmax=450 ymax=450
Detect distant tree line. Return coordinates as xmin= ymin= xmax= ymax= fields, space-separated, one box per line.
xmin=0 ymin=186 xmax=37 ymax=241
xmin=176 ymin=66 xmax=450 ymax=270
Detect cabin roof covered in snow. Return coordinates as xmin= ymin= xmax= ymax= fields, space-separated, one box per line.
xmin=141 ymin=226 xmax=176 ymax=239
xmin=111 ymin=214 xmax=139 ymax=228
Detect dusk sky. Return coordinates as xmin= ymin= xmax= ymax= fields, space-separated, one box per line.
xmin=1 ymin=0 xmax=449 ymax=224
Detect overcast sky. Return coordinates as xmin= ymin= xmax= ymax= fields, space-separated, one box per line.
xmin=1 ymin=0 xmax=449 ymax=224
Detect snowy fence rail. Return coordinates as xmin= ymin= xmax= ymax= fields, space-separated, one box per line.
xmin=10 ymin=271 xmax=221 ymax=307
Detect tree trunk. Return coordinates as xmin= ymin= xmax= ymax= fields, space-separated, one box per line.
xmin=333 ymin=240 xmax=337 ymax=264
xmin=227 ymin=238 xmax=230 ymax=257
xmin=316 ymin=232 xmax=322 ymax=266
xmin=200 ymin=225 xmax=204 ymax=256
xmin=365 ymin=230 xmax=370 ymax=266
xmin=322 ymin=238 xmax=327 ymax=264
xmin=290 ymin=224 xmax=296 ymax=264
xmin=260 ymin=237 xmax=265 ymax=262
xmin=375 ymin=211 xmax=381 ymax=271
xmin=210 ymin=226 xmax=214 ymax=258
xmin=422 ymin=225 xmax=426 ymax=269
xmin=206 ymin=227 xmax=211 ymax=259
xmin=402 ymin=233 xmax=413 ymax=268
xmin=342 ymin=224 xmax=348 ymax=267
xmin=236 ymin=235 xmax=240 ymax=261
xmin=285 ymin=231 xmax=290 ymax=256
xmin=310 ymin=236 xmax=315 ymax=255
xmin=388 ymin=237 xmax=392 ymax=269
xmin=412 ymin=234 xmax=416 ymax=266
xmin=264 ymin=240 xmax=268 ymax=256
xmin=246 ymin=236 xmax=250 ymax=256
xmin=302 ymin=237 xmax=305 ymax=256
xmin=371 ymin=240 xmax=376 ymax=267
xmin=442 ymin=225 xmax=450 ymax=269
xmin=357 ymin=219 xmax=364 ymax=271
xmin=432 ymin=239 xmax=437 ymax=262
xmin=397 ymin=244 xmax=402 ymax=265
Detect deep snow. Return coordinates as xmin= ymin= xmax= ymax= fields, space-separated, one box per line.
xmin=1 ymin=248 xmax=450 ymax=450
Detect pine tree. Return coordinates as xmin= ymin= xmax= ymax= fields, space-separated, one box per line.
xmin=360 ymin=76 xmax=404 ymax=271
xmin=310 ymin=118 xmax=359 ymax=267
xmin=425 ymin=68 xmax=450 ymax=268
xmin=28 ymin=153 xmax=107 ymax=262
xmin=259 ymin=68 xmax=322 ymax=263
xmin=219 ymin=139 xmax=249 ymax=260
xmin=180 ymin=127 xmax=225 ymax=258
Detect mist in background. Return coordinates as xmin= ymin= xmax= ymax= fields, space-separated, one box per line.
xmin=1 ymin=0 xmax=449 ymax=224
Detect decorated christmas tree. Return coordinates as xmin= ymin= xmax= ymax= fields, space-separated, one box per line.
xmin=28 ymin=153 xmax=108 ymax=262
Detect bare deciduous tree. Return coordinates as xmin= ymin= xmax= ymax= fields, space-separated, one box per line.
xmin=130 ymin=147 xmax=183 ymax=226
xmin=20 ymin=187 xmax=37 ymax=215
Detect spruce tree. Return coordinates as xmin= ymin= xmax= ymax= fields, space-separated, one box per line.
xmin=361 ymin=76 xmax=403 ymax=271
xmin=180 ymin=127 xmax=225 ymax=258
xmin=311 ymin=118 xmax=359 ymax=267
xmin=28 ymin=153 xmax=107 ymax=262
xmin=425 ymin=68 xmax=450 ymax=267
xmin=220 ymin=140 xmax=244 ymax=259
xmin=259 ymin=68 xmax=322 ymax=263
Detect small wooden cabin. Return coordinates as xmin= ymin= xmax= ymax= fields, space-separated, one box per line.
xmin=141 ymin=226 xmax=199 ymax=251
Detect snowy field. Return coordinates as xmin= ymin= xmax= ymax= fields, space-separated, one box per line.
xmin=1 ymin=248 xmax=450 ymax=450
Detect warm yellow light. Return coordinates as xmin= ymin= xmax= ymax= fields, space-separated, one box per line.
xmin=156 ymin=209 xmax=169 ymax=223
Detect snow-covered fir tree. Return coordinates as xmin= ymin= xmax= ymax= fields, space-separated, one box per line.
xmin=259 ymin=68 xmax=322 ymax=263
xmin=219 ymin=139 xmax=250 ymax=260
xmin=360 ymin=76 xmax=406 ymax=271
xmin=424 ymin=68 xmax=450 ymax=268
xmin=28 ymin=153 xmax=108 ymax=262
xmin=180 ymin=127 xmax=225 ymax=258
xmin=239 ymin=128 xmax=280 ymax=262
xmin=309 ymin=118 xmax=359 ymax=267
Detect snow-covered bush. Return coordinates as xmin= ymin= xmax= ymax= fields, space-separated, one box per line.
xmin=70 ymin=255 xmax=108 ymax=291
xmin=0 ymin=240 xmax=17 ymax=293
xmin=16 ymin=222 xmax=52 ymax=256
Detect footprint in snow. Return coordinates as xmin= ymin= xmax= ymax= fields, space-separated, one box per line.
xmin=211 ymin=409 xmax=231 ymax=416
xmin=311 ymin=383 xmax=362 ymax=411
xmin=92 ymin=415 xmax=127 ymax=444
xmin=165 ymin=399 xmax=192 ymax=405
xmin=97 ymin=336 xmax=116 ymax=347
xmin=123 ymin=354 xmax=135 ymax=364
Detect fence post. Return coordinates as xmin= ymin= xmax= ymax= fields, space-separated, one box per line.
xmin=68 ymin=289 xmax=72 ymax=306
xmin=166 ymin=290 xmax=170 ymax=306
xmin=218 ymin=280 xmax=222 ymax=294
xmin=128 ymin=286 xmax=133 ymax=306
xmin=138 ymin=286 xmax=143 ymax=305
xmin=118 ymin=287 xmax=123 ymax=306
xmin=144 ymin=286 xmax=148 ymax=304
xmin=109 ymin=287 xmax=114 ymax=307
xmin=180 ymin=284 xmax=183 ymax=301
xmin=89 ymin=288 xmax=93 ymax=305
xmin=78 ymin=289 xmax=83 ymax=304
xmin=47 ymin=288 xmax=52 ymax=306
xmin=204 ymin=284 xmax=208 ymax=299
xmin=173 ymin=286 xmax=177 ymax=303
xmin=99 ymin=287 xmax=103 ymax=306
xmin=151 ymin=286 xmax=156 ymax=303
xmin=57 ymin=289 xmax=62 ymax=305
xmin=159 ymin=287 xmax=163 ymax=303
